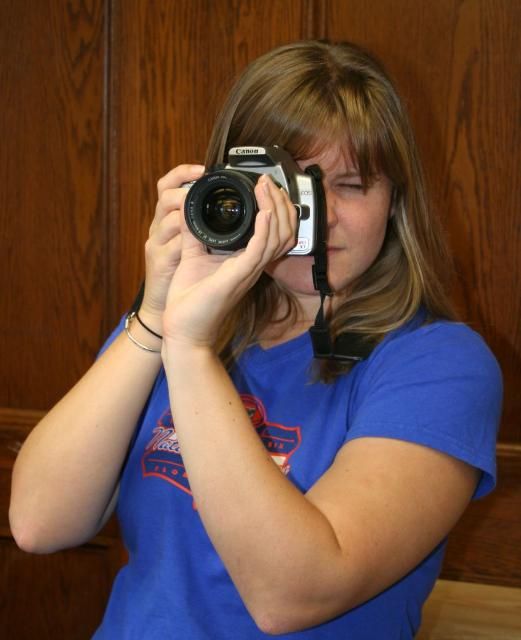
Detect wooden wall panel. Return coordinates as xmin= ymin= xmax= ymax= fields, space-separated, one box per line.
xmin=0 ymin=1 xmax=118 ymax=637
xmin=1 ymin=1 xmax=520 ymax=636
xmin=323 ymin=0 xmax=521 ymax=587
xmin=324 ymin=0 xmax=521 ymax=442
xmin=0 ymin=539 xmax=121 ymax=640
xmin=0 ymin=0 xmax=107 ymax=410
xmin=443 ymin=445 xmax=521 ymax=587
xmin=1 ymin=3 xmax=318 ymax=635
xmin=0 ymin=412 xmax=122 ymax=637
xmin=108 ymin=0 xmax=318 ymax=322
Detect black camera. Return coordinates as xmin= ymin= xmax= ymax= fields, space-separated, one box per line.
xmin=183 ymin=146 xmax=320 ymax=254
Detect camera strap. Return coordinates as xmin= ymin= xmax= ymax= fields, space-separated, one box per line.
xmin=305 ymin=165 xmax=373 ymax=362
xmin=128 ymin=164 xmax=373 ymax=363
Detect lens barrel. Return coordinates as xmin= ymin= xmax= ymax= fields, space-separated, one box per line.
xmin=184 ymin=170 xmax=259 ymax=250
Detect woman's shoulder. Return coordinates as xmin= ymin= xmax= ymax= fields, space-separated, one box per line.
xmin=351 ymin=314 xmax=503 ymax=438
xmin=371 ymin=317 xmax=502 ymax=385
xmin=348 ymin=316 xmax=503 ymax=499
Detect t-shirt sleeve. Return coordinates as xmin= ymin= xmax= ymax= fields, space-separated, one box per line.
xmin=96 ymin=314 xmax=127 ymax=359
xmin=345 ymin=322 xmax=503 ymax=499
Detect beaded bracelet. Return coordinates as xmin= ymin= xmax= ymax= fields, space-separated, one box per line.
xmin=125 ymin=312 xmax=161 ymax=353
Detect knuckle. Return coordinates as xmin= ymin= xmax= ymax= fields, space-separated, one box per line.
xmin=157 ymin=176 xmax=167 ymax=195
xmin=144 ymin=237 xmax=156 ymax=257
xmin=157 ymin=190 xmax=170 ymax=209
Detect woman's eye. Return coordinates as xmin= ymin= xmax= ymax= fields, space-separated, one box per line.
xmin=338 ymin=182 xmax=364 ymax=191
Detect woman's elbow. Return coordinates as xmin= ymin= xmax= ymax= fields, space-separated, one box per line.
xmin=252 ymin=608 xmax=329 ymax=636
xmin=251 ymin=609 xmax=299 ymax=636
xmin=240 ymin=588 xmax=301 ymax=635
xmin=249 ymin=596 xmax=338 ymax=636
xmin=8 ymin=504 xmax=80 ymax=554
xmin=9 ymin=508 xmax=51 ymax=554
xmin=245 ymin=576 xmax=358 ymax=635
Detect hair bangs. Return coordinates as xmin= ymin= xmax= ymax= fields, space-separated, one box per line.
xmin=334 ymin=83 xmax=391 ymax=188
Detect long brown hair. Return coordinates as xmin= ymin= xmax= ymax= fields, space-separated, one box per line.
xmin=205 ymin=40 xmax=456 ymax=380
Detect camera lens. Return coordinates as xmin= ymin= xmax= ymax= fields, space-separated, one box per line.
xmin=202 ymin=188 xmax=245 ymax=234
xmin=184 ymin=169 xmax=258 ymax=250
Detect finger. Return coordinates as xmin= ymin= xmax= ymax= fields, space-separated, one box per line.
xmin=152 ymin=165 xmax=205 ymax=233
xmin=152 ymin=234 xmax=183 ymax=273
xmin=145 ymin=235 xmax=182 ymax=277
xmin=254 ymin=174 xmax=275 ymax=212
xmin=157 ymin=164 xmax=205 ymax=197
xmin=272 ymin=182 xmax=299 ymax=249
xmin=278 ymin=187 xmax=299 ymax=250
xmin=239 ymin=208 xmax=273 ymax=272
xmin=262 ymin=179 xmax=283 ymax=248
xmin=150 ymin=192 xmax=183 ymax=237
xmin=179 ymin=206 xmax=208 ymax=258
xmin=249 ymin=204 xmax=293 ymax=269
xmin=150 ymin=210 xmax=182 ymax=245
xmin=151 ymin=174 xmax=206 ymax=237
xmin=255 ymin=176 xmax=297 ymax=254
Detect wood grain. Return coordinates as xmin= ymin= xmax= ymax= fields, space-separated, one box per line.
xmin=1 ymin=2 xmax=520 ymax=637
xmin=442 ymin=446 xmax=521 ymax=587
xmin=0 ymin=407 xmax=123 ymax=637
xmin=324 ymin=0 xmax=521 ymax=441
xmin=417 ymin=579 xmax=521 ymax=640
xmin=0 ymin=0 xmax=107 ymax=409
xmin=109 ymin=0 xmax=310 ymax=322
xmin=0 ymin=539 xmax=121 ymax=640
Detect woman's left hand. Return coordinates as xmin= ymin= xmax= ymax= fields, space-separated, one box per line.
xmin=161 ymin=174 xmax=298 ymax=350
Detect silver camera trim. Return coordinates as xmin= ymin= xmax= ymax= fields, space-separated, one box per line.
xmin=184 ymin=146 xmax=317 ymax=255
xmin=226 ymin=146 xmax=316 ymax=255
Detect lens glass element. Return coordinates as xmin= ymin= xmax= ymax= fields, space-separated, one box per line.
xmin=201 ymin=188 xmax=245 ymax=233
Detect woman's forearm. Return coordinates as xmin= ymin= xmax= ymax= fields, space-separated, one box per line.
xmin=164 ymin=343 xmax=348 ymax=631
xmin=9 ymin=321 xmax=163 ymax=553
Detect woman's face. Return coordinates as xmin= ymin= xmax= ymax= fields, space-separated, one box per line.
xmin=265 ymin=145 xmax=393 ymax=300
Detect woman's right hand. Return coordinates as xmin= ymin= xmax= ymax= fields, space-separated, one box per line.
xmin=139 ymin=164 xmax=206 ymax=327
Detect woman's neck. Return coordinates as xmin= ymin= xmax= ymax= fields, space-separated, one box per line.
xmin=257 ymin=292 xmax=334 ymax=349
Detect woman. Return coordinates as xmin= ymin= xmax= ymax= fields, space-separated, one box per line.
xmin=10 ymin=40 xmax=502 ymax=638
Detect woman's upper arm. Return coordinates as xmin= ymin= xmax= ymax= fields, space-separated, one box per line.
xmin=94 ymin=484 xmax=120 ymax=537
xmin=305 ymin=435 xmax=479 ymax=609
xmin=297 ymin=323 xmax=500 ymax=617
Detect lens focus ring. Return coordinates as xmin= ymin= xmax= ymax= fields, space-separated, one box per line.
xmin=184 ymin=170 xmax=259 ymax=250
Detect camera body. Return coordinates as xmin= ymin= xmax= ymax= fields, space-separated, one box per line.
xmin=184 ymin=146 xmax=319 ymax=254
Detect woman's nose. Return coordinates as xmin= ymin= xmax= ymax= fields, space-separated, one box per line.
xmin=324 ymin=188 xmax=339 ymax=227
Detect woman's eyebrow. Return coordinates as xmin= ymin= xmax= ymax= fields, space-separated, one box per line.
xmin=331 ymin=170 xmax=361 ymax=178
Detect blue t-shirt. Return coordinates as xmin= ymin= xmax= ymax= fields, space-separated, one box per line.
xmin=93 ymin=316 xmax=502 ymax=639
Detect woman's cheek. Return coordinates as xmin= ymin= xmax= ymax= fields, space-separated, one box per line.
xmin=264 ymin=256 xmax=317 ymax=295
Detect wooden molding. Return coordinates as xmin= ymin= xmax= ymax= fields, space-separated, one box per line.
xmin=0 ymin=408 xmax=45 ymax=429
xmin=2 ymin=406 xmax=520 ymax=586
xmin=0 ymin=408 xmax=45 ymax=468
xmin=442 ymin=443 xmax=521 ymax=587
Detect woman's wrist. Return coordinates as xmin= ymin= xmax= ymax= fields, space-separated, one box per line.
xmin=162 ymin=335 xmax=216 ymax=366
xmin=125 ymin=311 xmax=163 ymax=354
xmin=135 ymin=306 xmax=164 ymax=338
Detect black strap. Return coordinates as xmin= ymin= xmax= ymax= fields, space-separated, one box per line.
xmin=129 ymin=164 xmax=374 ymax=362
xmin=305 ymin=164 xmax=373 ymax=363
xmin=129 ymin=281 xmax=145 ymax=315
